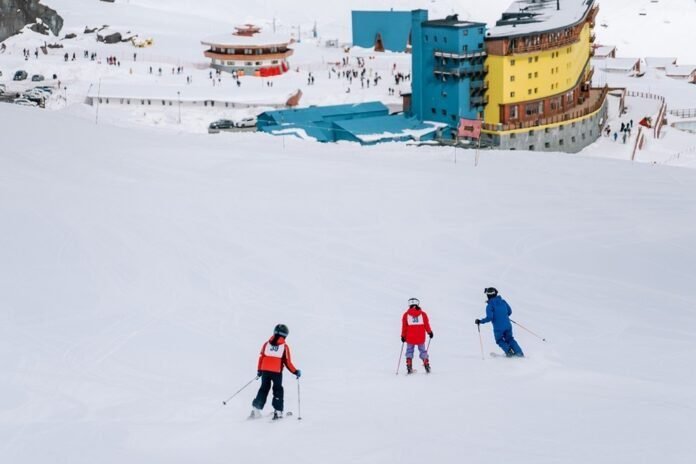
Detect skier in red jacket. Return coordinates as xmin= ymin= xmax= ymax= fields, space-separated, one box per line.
xmin=401 ymin=298 xmax=433 ymax=374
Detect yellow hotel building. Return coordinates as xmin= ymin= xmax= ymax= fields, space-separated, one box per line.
xmin=482 ymin=0 xmax=607 ymax=152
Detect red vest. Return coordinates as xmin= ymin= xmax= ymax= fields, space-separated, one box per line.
xmin=257 ymin=336 xmax=297 ymax=374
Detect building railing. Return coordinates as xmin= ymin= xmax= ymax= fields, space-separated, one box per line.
xmin=669 ymin=108 xmax=696 ymax=118
xmin=507 ymin=34 xmax=580 ymax=55
xmin=434 ymin=65 xmax=489 ymax=78
xmin=483 ymin=86 xmax=608 ymax=132
xmin=434 ymin=50 xmax=487 ymax=60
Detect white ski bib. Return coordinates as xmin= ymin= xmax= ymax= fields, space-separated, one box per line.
xmin=407 ymin=315 xmax=424 ymax=326
xmin=264 ymin=343 xmax=285 ymax=358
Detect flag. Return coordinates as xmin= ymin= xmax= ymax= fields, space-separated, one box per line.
xmin=458 ymin=118 xmax=482 ymax=139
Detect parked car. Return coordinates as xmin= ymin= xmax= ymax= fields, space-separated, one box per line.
xmin=34 ymin=86 xmax=53 ymax=93
xmin=208 ymin=119 xmax=235 ymax=133
xmin=234 ymin=117 xmax=258 ymax=128
xmin=14 ymin=98 xmax=38 ymax=107
xmin=13 ymin=70 xmax=28 ymax=81
xmin=31 ymin=74 xmax=45 ymax=82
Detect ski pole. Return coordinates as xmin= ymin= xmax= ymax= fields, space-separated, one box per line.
xmin=222 ymin=376 xmax=259 ymax=405
xmin=297 ymin=378 xmax=302 ymax=421
xmin=395 ymin=342 xmax=405 ymax=375
xmin=477 ymin=324 xmax=484 ymax=360
xmin=510 ymin=319 xmax=547 ymax=342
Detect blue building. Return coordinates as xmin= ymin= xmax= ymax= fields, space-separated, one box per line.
xmin=411 ymin=11 xmax=487 ymax=138
xmin=352 ymin=10 xmax=413 ymax=52
xmin=257 ymin=102 xmax=443 ymax=144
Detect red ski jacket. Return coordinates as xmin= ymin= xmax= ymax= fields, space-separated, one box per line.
xmin=401 ymin=308 xmax=432 ymax=345
xmin=257 ymin=336 xmax=298 ymax=374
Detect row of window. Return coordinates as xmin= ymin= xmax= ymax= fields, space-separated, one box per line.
xmin=510 ymin=47 xmax=574 ymax=66
xmin=211 ymin=47 xmax=282 ymax=55
xmin=96 ymin=98 xmax=244 ymax=108
xmin=212 ymin=59 xmax=281 ymax=66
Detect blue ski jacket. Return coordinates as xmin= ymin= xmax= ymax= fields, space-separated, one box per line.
xmin=479 ymin=296 xmax=512 ymax=332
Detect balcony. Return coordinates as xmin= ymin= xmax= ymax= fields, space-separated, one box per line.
xmin=434 ymin=65 xmax=488 ymax=79
xmin=471 ymin=95 xmax=489 ymax=106
xmin=483 ymin=86 xmax=608 ymax=132
xmin=590 ymin=33 xmax=597 ymax=43
xmin=434 ymin=50 xmax=487 ymax=60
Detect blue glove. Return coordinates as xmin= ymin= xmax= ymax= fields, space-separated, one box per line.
xmin=295 ymin=369 xmax=302 ymax=379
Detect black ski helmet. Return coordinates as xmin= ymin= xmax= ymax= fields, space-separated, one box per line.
xmin=408 ymin=298 xmax=420 ymax=308
xmin=273 ymin=324 xmax=289 ymax=337
xmin=484 ymin=287 xmax=499 ymax=299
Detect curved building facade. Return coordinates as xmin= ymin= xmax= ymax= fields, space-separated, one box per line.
xmin=201 ymin=26 xmax=293 ymax=77
xmin=482 ymin=0 xmax=606 ymax=152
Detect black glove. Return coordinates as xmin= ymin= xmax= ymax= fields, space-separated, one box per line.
xmin=401 ymin=336 xmax=406 ymax=343
xmin=256 ymin=371 xmax=262 ymax=378
xmin=428 ymin=332 xmax=434 ymax=339
xmin=475 ymin=319 xmax=481 ymax=325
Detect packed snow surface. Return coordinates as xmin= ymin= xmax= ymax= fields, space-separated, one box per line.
xmin=1 ymin=104 xmax=695 ymax=463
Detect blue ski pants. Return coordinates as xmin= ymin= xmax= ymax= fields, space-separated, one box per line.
xmin=494 ymin=329 xmax=524 ymax=356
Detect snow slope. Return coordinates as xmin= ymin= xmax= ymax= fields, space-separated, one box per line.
xmin=1 ymin=104 xmax=695 ymax=463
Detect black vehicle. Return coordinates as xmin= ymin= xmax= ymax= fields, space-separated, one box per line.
xmin=31 ymin=74 xmax=45 ymax=82
xmin=13 ymin=70 xmax=28 ymax=81
xmin=208 ymin=119 xmax=235 ymax=133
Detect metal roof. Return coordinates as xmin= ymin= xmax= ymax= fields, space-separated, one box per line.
xmin=488 ymin=0 xmax=595 ymax=39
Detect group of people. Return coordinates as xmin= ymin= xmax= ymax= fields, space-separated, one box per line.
xmin=249 ymin=287 xmax=524 ymax=419
xmin=605 ymin=119 xmax=634 ymax=143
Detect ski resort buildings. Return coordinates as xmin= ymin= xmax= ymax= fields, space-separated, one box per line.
xmin=410 ymin=11 xmax=488 ymax=138
xmin=351 ymin=10 xmax=413 ymax=52
xmin=201 ymin=25 xmax=293 ymax=77
xmin=480 ymin=0 xmax=607 ymax=152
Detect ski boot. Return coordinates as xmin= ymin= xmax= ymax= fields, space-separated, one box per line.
xmin=423 ymin=359 xmax=431 ymax=374
xmin=248 ymin=408 xmax=262 ymax=420
xmin=272 ymin=410 xmax=283 ymax=420
xmin=506 ymin=348 xmax=516 ymax=358
xmin=406 ymin=358 xmax=414 ymax=374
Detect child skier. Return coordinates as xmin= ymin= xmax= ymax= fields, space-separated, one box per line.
xmin=476 ymin=288 xmax=524 ymax=357
xmin=250 ymin=324 xmax=301 ymax=420
xmin=401 ymin=298 xmax=433 ymax=374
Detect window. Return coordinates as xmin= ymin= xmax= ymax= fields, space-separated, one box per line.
xmin=559 ymin=139 xmax=565 ymax=146
xmin=478 ymin=42 xmax=483 ymax=49
xmin=529 ymin=145 xmax=535 ymax=151
xmin=528 ymin=57 xmax=533 ymax=63
xmin=528 ymin=73 xmax=532 ymax=79
xmin=434 ymin=36 xmax=438 ymax=42
xmin=510 ymin=75 xmax=516 ymax=82
xmin=479 ymin=28 xmax=484 ymax=34
xmin=571 ymin=136 xmax=576 ymax=143
xmin=559 ymin=124 xmax=564 ymax=131
xmin=510 ymin=59 xmax=516 ymax=66
xmin=441 ymin=109 xmax=447 ymax=116
xmin=444 ymin=36 xmax=448 ymax=43
xmin=545 ymin=142 xmax=551 ymax=148
xmin=451 ymin=115 xmax=457 ymax=122
xmin=534 ymin=72 xmax=538 ymax=78
xmin=431 ymin=108 xmax=436 ymax=114
xmin=463 ymin=30 xmax=468 ymax=36
xmin=510 ymin=91 xmax=516 ymax=98
xmin=529 ymin=130 xmax=535 ymax=136
xmin=528 ymin=89 xmax=532 ymax=95
xmin=425 ymin=35 xmax=429 ymax=42
xmin=534 ymin=56 xmax=539 ymax=62
xmin=534 ymin=88 xmax=538 ymax=94
xmin=510 ymin=105 xmax=518 ymax=119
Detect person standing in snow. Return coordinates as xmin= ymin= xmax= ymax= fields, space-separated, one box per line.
xmin=250 ymin=324 xmax=301 ymax=420
xmin=401 ymin=298 xmax=433 ymax=374
xmin=476 ymin=288 xmax=524 ymax=357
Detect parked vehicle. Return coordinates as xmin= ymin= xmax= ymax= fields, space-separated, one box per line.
xmin=13 ymin=70 xmax=28 ymax=81
xmin=235 ymin=117 xmax=258 ymax=128
xmin=14 ymin=98 xmax=38 ymax=107
xmin=34 ymin=86 xmax=53 ymax=93
xmin=208 ymin=119 xmax=235 ymax=134
xmin=31 ymin=74 xmax=45 ymax=82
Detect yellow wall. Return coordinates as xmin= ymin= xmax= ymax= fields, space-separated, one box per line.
xmin=484 ymin=23 xmax=591 ymax=124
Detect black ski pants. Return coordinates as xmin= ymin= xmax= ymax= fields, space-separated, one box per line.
xmin=252 ymin=371 xmax=284 ymax=411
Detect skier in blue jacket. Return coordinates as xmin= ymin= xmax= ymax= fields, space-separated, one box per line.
xmin=476 ymin=287 xmax=524 ymax=357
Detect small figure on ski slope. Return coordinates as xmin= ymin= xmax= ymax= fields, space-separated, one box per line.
xmin=401 ymin=298 xmax=433 ymax=374
xmin=476 ymin=288 xmax=524 ymax=357
xmin=250 ymin=324 xmax=301 ymax=420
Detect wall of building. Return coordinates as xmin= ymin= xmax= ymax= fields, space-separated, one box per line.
xmin=485 ymin=22 xmax=592 ymax=124
xmin=351 ymin=11 xmax=413 ymax=52
xmin=411 ymin=12 xmax=486 ymax=136
xmin=482 ymin=99 xmax=607 ymax=153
